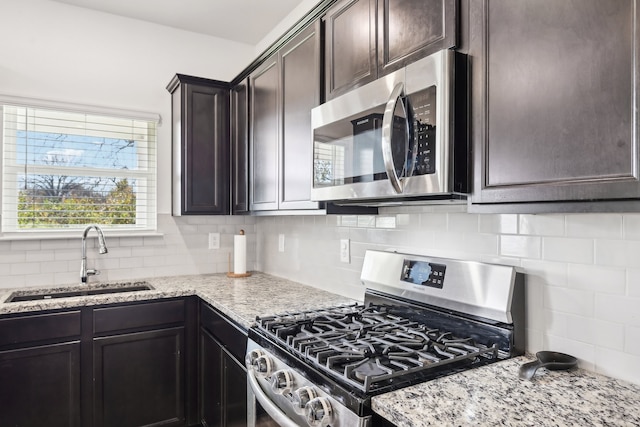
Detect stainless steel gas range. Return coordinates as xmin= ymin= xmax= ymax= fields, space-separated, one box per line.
xmin=246 ymin=250 xmax=524 ymax=426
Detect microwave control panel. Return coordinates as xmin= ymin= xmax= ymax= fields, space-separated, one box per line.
xmin=408 ymin=85 xmax=437 ymax=176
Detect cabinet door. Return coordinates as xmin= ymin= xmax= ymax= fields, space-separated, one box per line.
xmin=169 ymin=76 xmax=230 ymax=216
xmin=93 ymin=327 xmax=185 ymax=427
xmin=250 ymin=56 xmax=280 ymax=211
xmin=470 ymin=0 xmax=640 ymax=210
xmin=222 ymin=351 xmax=247 ymax=427
xmin=231 ymin=80 xmax=250 ymax=214
xmin=378 ymin=0 xmax=457 ymax=75
xmin=325 ymin=0 xmax=377 ymax=100
xmin=0 ymin=342 xmax=81 ymax=427
xmin=199 ymin=328 xmax=223 ymax=426
xmin=279 ymin=21 xmax=322 ymax=210
xmin=199 ymin=328 xmax=247 ymax=427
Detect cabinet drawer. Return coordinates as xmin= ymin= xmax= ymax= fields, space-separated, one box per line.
xmin=0 ymin=311 xmax=81 ymax=346
xmin=200 ymin=302 xmax=247 ymax=363
xmin=93 ymin=299 xmax=185 ymax=334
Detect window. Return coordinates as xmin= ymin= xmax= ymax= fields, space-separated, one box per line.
xmin=1 ymin=100 xmax=158 ymax=234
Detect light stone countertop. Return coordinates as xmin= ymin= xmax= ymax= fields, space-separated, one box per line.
xmin=3 ymin=273 xmax=639 ymax=427
xmin=372 ymin=356 xmax=640 ymax=427
xmin=0 ymin=272 xmax=359 ymax=328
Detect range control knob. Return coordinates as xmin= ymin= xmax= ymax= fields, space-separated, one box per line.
xmin=305 ymin=397 xmax=332 ymax=427
xmin=270 ymin=369 xmax=294 ymax=394
xmin=245 ymin=349 xmax=265 ymax=367
xmin=292 ymin=386 xmax=317 ymax=414
xmin=252 ymin=354 xmax=274 ymax=377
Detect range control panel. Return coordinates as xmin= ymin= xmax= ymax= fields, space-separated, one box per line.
xmin=400 ymin=259 xmax=446 ymax=289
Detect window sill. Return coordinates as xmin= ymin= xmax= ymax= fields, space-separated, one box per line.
xmin=0 ymin=230 xmax=165 ymax=241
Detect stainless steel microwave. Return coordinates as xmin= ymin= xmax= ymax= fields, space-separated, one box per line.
xmin=311 ymin=49 xmax=468 ymax=205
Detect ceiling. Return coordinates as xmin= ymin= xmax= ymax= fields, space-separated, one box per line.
xmin=50 ymin=0 xmax=307 ymax=45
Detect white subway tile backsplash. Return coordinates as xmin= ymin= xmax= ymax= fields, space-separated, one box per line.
xmin=519 ymin=214 xmax=565 ymax=236
xmin=592 ymin=319 xmax=625 ymax=351
xmin=544 ymin=286 xmax=594 ymax=317
xmin=622 ymin=214 xmax=640 ymax=239
xmin=544 ymin=309 xmax=568 ymax=337
xmin=595 ymin=239 xmax=640 ymax=267
xmin=595 ymin=294 xmax=640 ymax=326
xmin=565 ymin=214 xmax=623 ymax=239
xmin=479 ymin=214 xmax=518 ymax=234
xmin=447 ymin=213 xmax=479 ymax=233
xmin=357 ymin=215 xmax=376 ymax=228
xmin=595 ymin=347 xmax=640 ymax=385
xmin=375 ymin=216 xmax=396 ymax=229
xmin=625 ymin=326 xmax=640 ymax=356
xmin=542 ymin=236 xmax=593 ymax=264
xmin=0 ymin=215 xmax=256 ymax=289
xmin=500 ymin=235 xmax=541 ymax=259
xmin=418 ymin=212 xmax=448 ymax=230
xmin=567 ymin=264 xmax=626 ymax=294
xmin=10 ymin=240 xmax=41 ymax=251
xmin=627 ymin=269 xmax=640 ymax=297
xmin=464 ymin=233 xmax=499 ymax=255
xmin=521 ymin=259 xmax=568 ymax=287
xmin=10 ymin=263 xmax=41 ymax=276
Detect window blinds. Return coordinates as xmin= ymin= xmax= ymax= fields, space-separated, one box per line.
xmin=1 ymin=104 xmax=157 ymax=232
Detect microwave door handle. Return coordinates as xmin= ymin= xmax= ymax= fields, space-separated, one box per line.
xmin=247 ymin=367 xmax=300 ymax=427
xmin=382 ymin=82 xmax=406 ymax=194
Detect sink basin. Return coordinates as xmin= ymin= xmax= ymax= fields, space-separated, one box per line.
xmin=6 ymin=282 xmax=153 ymax=302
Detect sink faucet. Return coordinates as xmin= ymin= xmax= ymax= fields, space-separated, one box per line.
xmin=81 ymin=225 xmax=108 ymax=283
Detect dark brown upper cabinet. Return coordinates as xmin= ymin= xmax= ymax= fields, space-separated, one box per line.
xmin=250 ymin=21 xmax=322 ymax=212
xmin=231 ymin=80 xmax=249 ymax=214
xmin=325 ymin=0 xmax=458 ymax=100
xmin=167 ymin=75 xmax=230 ymax=215
xmin=468 ymin=0 xmax=640 ymax=212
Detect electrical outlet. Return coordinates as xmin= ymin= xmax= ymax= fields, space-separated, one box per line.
xmin=278 ymin=234 xmax=285 ymax=252
xmin=340 ymin=239 xmax=350 ymax=263
xmin=208 ymin=232 xmax=220 ymax=249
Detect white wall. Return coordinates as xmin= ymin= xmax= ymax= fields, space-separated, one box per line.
xmin=0 ymin=0 xmax=257 ymax=283
xmin=0 ymin=0 xmax=255 ymax=214
xmin=254 ymin=0 xmax=322 ymax=56
xmin=256 ymin=207 xmax=640 ymax=386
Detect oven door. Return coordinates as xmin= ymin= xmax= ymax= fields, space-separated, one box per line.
xmin=246 ymin=339 xmax=371 ymax=427
xmin=246 ymin=374 xmax=299 ymax=427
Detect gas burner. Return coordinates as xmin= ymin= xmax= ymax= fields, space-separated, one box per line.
xmin=256 ymin=302 xmax=502 ymax=393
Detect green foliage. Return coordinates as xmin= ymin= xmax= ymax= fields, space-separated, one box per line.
xmin=18 ymin=178 xmax=136 ymax=228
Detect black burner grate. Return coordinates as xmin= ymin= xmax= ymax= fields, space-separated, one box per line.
xmin=255 ymin=304 xmax=500 ymax=393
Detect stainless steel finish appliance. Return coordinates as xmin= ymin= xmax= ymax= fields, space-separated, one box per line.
xmin=246 ymin=250 xmax=524 ymax=426
xmin=311 ymin=49 xmax=468 ymax=206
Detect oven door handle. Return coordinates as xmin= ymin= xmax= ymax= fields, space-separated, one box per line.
xmin=247 ymin=368 xmax=301 ymax=427
xmin=381 ymin=81 xmax=409 ymax=194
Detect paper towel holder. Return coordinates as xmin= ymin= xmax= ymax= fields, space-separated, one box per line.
xmin=227 ymin=230 xmax=251 ymax=278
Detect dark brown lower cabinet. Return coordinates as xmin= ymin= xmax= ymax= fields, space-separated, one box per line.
xmin=199 ymin=302 xmax=247 ymax=427
xmin=0 ymin=342 xmax=81 ymax=427
xmin=93 ymin=328 xmax=185 ymax=427
xmin=0 ymin=297 xmax=252 ymax=427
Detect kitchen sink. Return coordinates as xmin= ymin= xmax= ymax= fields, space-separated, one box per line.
xmin=5 ymin=282 xmax=153 ymax=302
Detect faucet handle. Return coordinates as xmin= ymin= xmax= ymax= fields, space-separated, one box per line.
xmin=86 ymin=269 xmax=100 ymax=277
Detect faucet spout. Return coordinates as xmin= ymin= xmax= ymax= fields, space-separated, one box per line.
xmin=81 ymin=225 xmax=109 ymax=283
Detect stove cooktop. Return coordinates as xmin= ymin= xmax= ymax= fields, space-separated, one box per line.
xmin=253 ymin=302 xmax=507 ymax=395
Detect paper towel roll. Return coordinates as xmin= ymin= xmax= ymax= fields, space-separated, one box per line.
xmin=233 ymin=230 xmax=247 ymax=274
